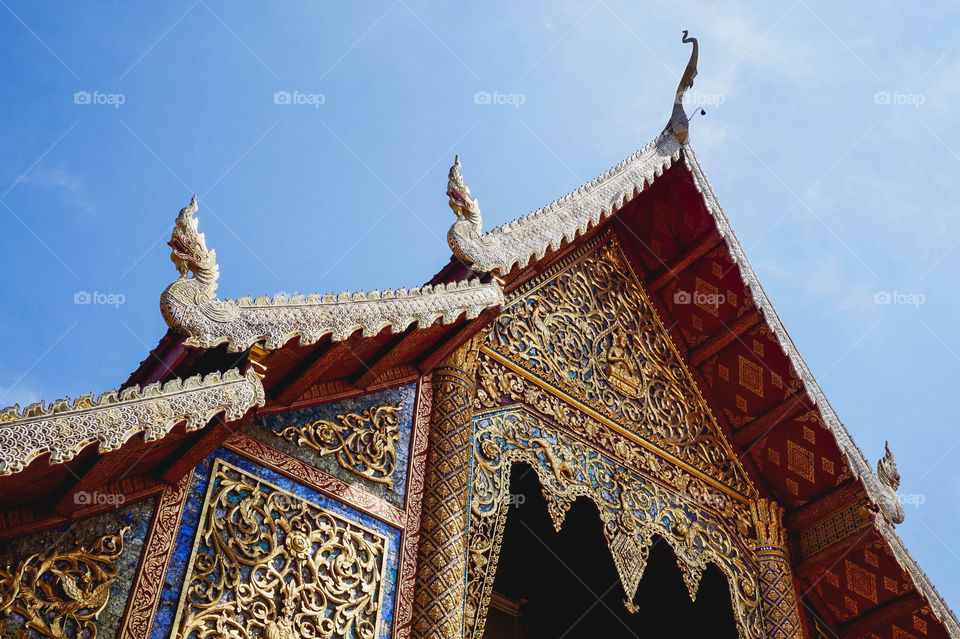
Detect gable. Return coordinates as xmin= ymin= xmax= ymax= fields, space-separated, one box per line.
xmin=483 ymin=231 xmax=756 ymax=497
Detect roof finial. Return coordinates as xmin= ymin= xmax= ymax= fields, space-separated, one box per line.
xmin=876 ymin=441 xmax=905 ymax=524
xmin=446 ymin=155 xmax=482 ymax=234
xmin=669 ymin=30 xmax=700 ymax=145
xmin=161 ymin=194 xmax=233 ymax=330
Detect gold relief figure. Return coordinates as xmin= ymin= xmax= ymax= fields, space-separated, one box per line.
xmin=0 ymin=527 xmax=128 ymax=639
xmin=279 ymin=402 xmax=402 ymax=488
xmin=603 ymin=332 xmax=649 ymax=399
xmin=173 ymin=459 xmax=387 ymax=639
xmin=488 ymin=234 xmax=752 ymax=494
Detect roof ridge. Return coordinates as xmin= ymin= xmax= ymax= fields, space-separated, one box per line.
xmin=446 ymin=131 xmax=681 ymax=275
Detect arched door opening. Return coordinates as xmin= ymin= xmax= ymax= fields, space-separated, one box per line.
xmin=482 ymin=463 xmax=740 ymax=639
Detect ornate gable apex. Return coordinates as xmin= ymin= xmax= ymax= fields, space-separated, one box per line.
xmin=440 ymin=33 xmax=959 ymax=636
xmin=484 ymin=231 xmax=756 ymax=498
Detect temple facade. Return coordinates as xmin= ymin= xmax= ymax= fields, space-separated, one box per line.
xmin=0 ymin=34 xmax=955 ymax=639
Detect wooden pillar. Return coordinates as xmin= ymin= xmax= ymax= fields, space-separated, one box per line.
xmin=753 ymin=498 xmax=805 ymax=639
xmin=411 ymin=335 xmax=483 ymax=639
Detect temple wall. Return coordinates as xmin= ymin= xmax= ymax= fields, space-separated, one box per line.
xmin=0 ymin=379 xmax=430 ymax=639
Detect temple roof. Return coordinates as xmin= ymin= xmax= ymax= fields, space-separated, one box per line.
xmin=0 ymin=31 xmax=953 ymax=639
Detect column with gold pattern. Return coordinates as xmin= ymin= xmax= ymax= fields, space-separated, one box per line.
xmin=411 ymin=335 xmax=483 ymax=639
xmin=753 ymin=498 xmax=804 ymax=639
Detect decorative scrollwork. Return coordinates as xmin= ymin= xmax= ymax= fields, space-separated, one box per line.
xmin=0 ymin=527 xmax=128 ymax=639
xmin=279 ymin=402 xmax=403 ymax=488
xmin=474 ymin=352 xmax=753 ymax=529
xmin=0 ymin=368 xmax=265 ymax=477
xmin=173 ymin=459 xmax=387 ymax=639
xmin=466 ymin=410 xmax=763 ymax=639
xmin=488 ymin=233 xmax=752 ymax=495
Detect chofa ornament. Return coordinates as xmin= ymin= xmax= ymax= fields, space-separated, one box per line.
xmin=668 ymin=30 xmax=700 ymax=145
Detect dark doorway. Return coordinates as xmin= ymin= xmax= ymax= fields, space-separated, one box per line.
xmin=482 ymin=463 xmax=740 ymax=639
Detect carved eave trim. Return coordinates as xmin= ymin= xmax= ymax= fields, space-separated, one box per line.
xmin=0 ymin=368 xmax=265 ymax=477
xmin=167 ymin=278 xmax=505 ymax=353
xmin=876 ymin=519 xmax=960 ymax=637
xmin=447 ymin=131 xmax=682 ymax=275
xmin=682 ymin=144 xmax=960 ymax=636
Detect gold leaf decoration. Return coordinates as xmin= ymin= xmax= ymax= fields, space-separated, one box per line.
xmin=173 ymin=459 xmax=387 ymax=639
xmin=487 ymin=233 xmax=752 ymax=495
xmin=0 ymin=527 xmax=128 ymax=639
xmin=279 ymin=402 xmax=403 ymax=488
xmin=465 ymin=409 xmax=764 ymax=639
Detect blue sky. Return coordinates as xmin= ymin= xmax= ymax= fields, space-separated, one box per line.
xmin=1 ymin=0 xmax=958 ymax=615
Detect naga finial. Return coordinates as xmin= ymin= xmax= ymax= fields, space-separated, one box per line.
xmin=875 ymin=441 xmax=905 ymax=524
xmin=877 ymin=441 xmax=900 ymax=492
xmin=669 ymin=30 xmax=700 ymax=145
xmin=162 ymin=194 xmax=228 ymax=330
xmin=446 ymin=155 xmax=482 ymax=234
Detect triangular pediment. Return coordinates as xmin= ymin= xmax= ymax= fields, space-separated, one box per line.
xmin=484 ymin=232 xmax=755 ymax=497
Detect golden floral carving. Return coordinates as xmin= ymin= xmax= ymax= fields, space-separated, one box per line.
xmin=173 ymin=460 xmax=387 ymax=639
xmin=466 ymin=409 xmax=764 ymax=639
xmin=475 ymin=351 xmax=754 ymax=521
xmin=0 ymin=527 xmax=128 ymax=639
xmin=487 ymin=233 xmax=752 ymax=494
xmin=279 ymin=402 xmax=403 ymax=488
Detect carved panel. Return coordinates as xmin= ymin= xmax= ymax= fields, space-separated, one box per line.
xmin=278 ymin=402 xmax=402 ymax=488
xmin=250 ymin=385 xmax=417 ymax=509
xmin=466 ymin=409 xmax=764 ymax=639
xmin=172 ymin=459 xmax=388 ymax=639
xmin=0 ymin=529 xmax=128 ymax=639
xmin=487 ymin=233 xmax=752 ymax=495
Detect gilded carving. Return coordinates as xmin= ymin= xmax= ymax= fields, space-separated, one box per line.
xmin=162 ymin=196 xmax=503 ymax=352
xmin=751 ymin=498 xmax=803 ymax=639
xmin=466 ymin=409 xmax=764 ymax=639
xmin=173 ymin=459 xmax=387 ymax=639
xmin=120 ymin=473 xmax=193 ymax=639
xmin=0 ymin=368 xmax=264 ymax=477
xmin=411 ymin=336 xmax=484 ymax=639
xmin=279 ymin=402 xmax=403 ymax=488
xmin=393 ymin=376 xmax=433 ymax=639
xmin=0 ymin=527 xmax=128 ymax=639
xmin=488 ymin=233 xmax=752 ymax=495
xmin=475 ymin=352 xmax=753 ymax=529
